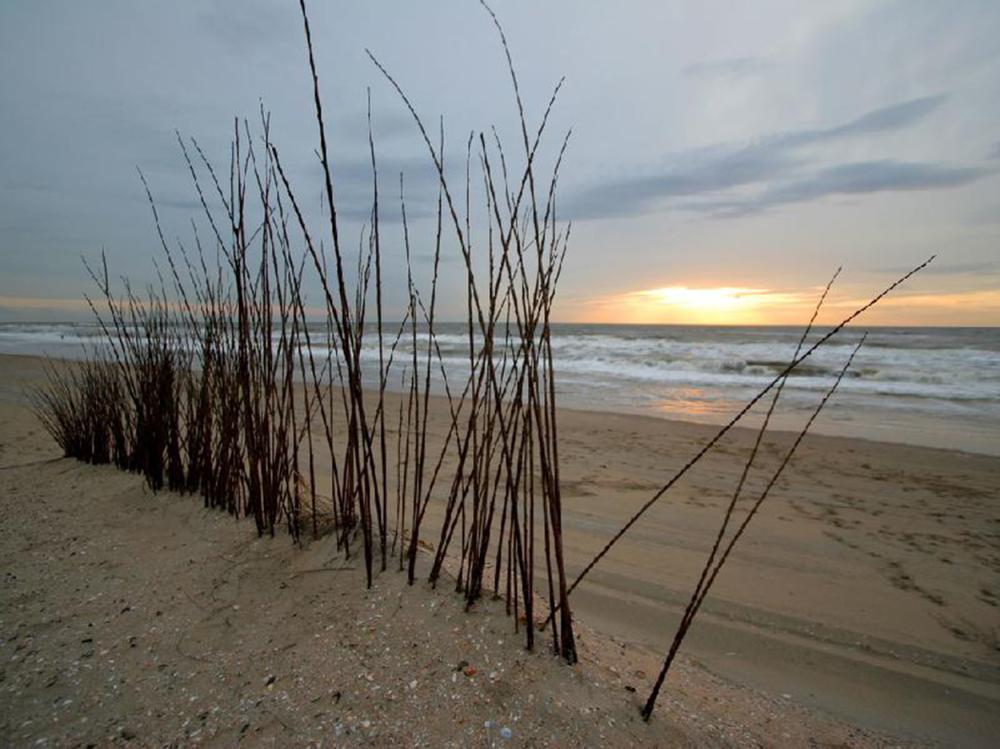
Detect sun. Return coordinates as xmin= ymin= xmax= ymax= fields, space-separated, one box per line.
xmin=637 ymin=286 xmax=765 ymax=313
xmin=597 ymin=285 xmax=803 ymax=324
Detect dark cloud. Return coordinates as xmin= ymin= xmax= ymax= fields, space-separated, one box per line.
xmin=566 ymin=147 xmax=799 ymax=219
xmin=715 ymin=160 xmax=990 ymax=216
xmin=989 ymin=141 xmax=1000 ymax=159
xmin=565 ymin=95 xmax=953 ymax=220
xmin=683 ymin=56 xmax=772 ymax=79
xmin=773 ymin=95 xmax=945 ymax=148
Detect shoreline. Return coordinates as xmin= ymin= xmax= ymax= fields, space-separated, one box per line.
xmin=2 ymin=349 xmax=996 ymax=459
xmin=2 ymin=352 xmax=998 ymax=745
xmin=546 ymin=396 xmax=999 ymax=461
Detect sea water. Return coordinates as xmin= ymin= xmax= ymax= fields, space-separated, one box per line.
xmin=2 ymin=321 xmax=997 ymax=456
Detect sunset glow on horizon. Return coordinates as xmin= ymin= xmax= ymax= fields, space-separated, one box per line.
xmin=630 ymin=286 xmax=802 ymax=324
xmin=576 ymin=285 xmax=1000 ymax=326
xmin=581 ymin=285 xmax=807 ymax=325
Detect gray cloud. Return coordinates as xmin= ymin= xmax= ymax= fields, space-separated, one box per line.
xmin=565 ymin=95 xmax=955 ymax=220
xmin=766 ymin=160 xmax=985 ymax=198
xmin=566 ymin=147 xmax=799 ymax=219
xmin=712 ymin=160 xmax=990 ymax=216
xmin=773 ymin=95 xmax=945 ymax=149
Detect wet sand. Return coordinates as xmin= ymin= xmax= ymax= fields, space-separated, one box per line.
xmin=2 ymin=352 xmax=997 ymax=746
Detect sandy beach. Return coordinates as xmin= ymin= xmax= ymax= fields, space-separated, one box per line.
xmin=1 ymin=352 xmax=998 ymax=746
xmin=5 ymin=0 xmax=1000 ymax=746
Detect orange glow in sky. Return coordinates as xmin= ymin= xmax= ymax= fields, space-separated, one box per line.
xmin=585 ymin=285 xmax=806 ymax=325
xmin=578 ymin=286 xmax=1000 ymax=326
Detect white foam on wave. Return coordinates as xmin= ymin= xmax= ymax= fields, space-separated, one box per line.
xmin=4 ymin=322 xmax=998 ymax=434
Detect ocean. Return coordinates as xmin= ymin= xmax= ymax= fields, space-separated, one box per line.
xmin=2 ymin=321 xmax=997 ymax=456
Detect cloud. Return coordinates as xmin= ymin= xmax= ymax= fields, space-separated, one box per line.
xmin=564 ymin=95 xmax=960 ymax=220
xmin=565 ymin=146 xmax=799 ymax=219
xmin=772 ymin=95 xmax=945 ymax=148
xmin=712 ymin=160 xmax=990 ymax=216
xmin=683 ymin=56 xmax=772 ymax=79
xmin=989 ymin=141 xmax=1000 ymax=160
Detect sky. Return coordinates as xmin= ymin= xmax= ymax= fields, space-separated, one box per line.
xmin=1 ymin=0 xmax=998 ymax=326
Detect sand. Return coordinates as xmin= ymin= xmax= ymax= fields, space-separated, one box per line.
xmin=1 ymin=352 xmax=997 ymax=747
